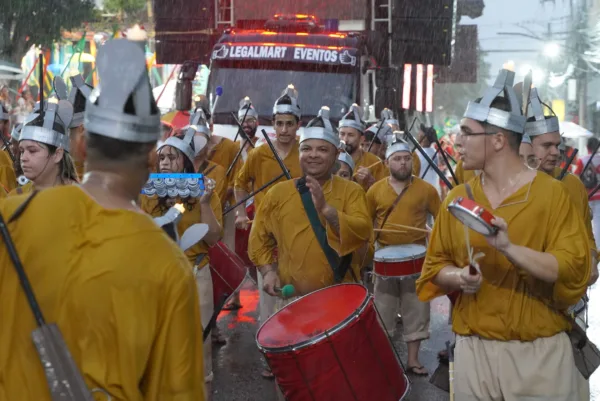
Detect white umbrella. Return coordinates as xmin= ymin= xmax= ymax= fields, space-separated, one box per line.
xmin=152 ymin=80 xmax=177 ymax=112
xmin=560 ymin=121 xmax=593 ymax=139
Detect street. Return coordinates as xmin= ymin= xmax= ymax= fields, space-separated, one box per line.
xmin=212 ymin=280 xmax=600 ymax=400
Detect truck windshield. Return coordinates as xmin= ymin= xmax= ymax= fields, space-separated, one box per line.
xmin=208 ymin=60 xmax=357 ymax=125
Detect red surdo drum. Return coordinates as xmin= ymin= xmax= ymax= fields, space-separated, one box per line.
xmin=207 ymin=241 xmax=248 ymax=307
xmin=373 ymin=244 xmax=426 ymax=278
xmin=257 ymin=284 xmax=410 ymax=401
xmin=447 ymin=197 xmax=498 ymax=236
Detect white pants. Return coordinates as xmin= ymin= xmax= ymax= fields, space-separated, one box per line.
xmin=194 ymin=266 xmax=214 ymax=385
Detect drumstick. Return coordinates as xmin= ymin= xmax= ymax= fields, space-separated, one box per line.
xmin=464 ymin=225 xmax=477 ymax=275
xmin=373 ymin=228 xmax=407 ymax=234
xmin=353 ymin=160 xmax=382 ymax=177
xmin=386 ymin=223 xmax=431 ymax=234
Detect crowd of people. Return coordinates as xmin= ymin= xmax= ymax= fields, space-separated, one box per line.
xmin=0 ymin=32 xmax=597 ymax=401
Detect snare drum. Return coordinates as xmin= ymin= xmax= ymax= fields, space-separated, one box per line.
xmin=448 ymin=197 xmax=497 ymax=236
xmin=207 ymin=241 xmax=248 ymax=308
xmin=257 ymin=284 xmax=409 ymax=401
xmin=373 ymin=244 xmax=426 ymax=278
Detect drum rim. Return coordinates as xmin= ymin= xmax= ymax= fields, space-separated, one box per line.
xmin=256 ymin=283 xmax=371 ymax=353
xmin=448 ymin=200 xmax=496 ymax=236
xmin=373 ymin=254 xmax=426 ymax=263
xmin=373 ymin=244 xmax=427 ymax=263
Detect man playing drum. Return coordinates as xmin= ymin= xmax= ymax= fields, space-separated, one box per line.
xmin=366 ymin=140 xmax=441 ymax=376
xmin=416 ymin=68 xmax=590 ymax=400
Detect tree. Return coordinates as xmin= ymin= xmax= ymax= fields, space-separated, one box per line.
xmin=0 ymin=0 xmax=96 ymax=64
xmin=102 ymin=0 xmax=148 ymax=24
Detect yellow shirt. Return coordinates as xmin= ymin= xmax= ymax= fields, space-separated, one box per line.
xmin=416 ymin=172 xmax=590 ymax=341
xmin=412 ymin=151 xmax=421 ymax=177
xmin=0 ymin=186 xmax=205 ymax=401
xmin=140 ymin=192 xmax=223 ymax=268
xmin=455 ymin=160 xmax=478 ymax=184
xmin=200 ymin=160 xmax=227 ymax=208
xmin=235 ymin=141 xmax=302 ymax=210
xmin=554 ymin=167 xmax=596 ymax=254
xmin=0 ymin=149 xmax=16 ymax=192
xmin=249 ymin=176 xmax=373 ymax=295
xmin=366 ymin=177 xmax=441 ymax=246
xmin=353 ymin=150 xmax=389 ymax=190
xmin=7 ymin=181 xmax=33 ymax=197
xmin=209 ymin=136 xmax=242 ymax=198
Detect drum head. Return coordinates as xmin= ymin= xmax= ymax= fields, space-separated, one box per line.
xmin=448 ymin=204 xmax=495 ymax=236
xmin=257 ymin=284 xmax=367 ymax=349
xmin=373 ymin=244 xmax=427 ymax=262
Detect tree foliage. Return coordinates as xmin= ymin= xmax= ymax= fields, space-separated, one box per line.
xmin=0 ymin=0 xmax=96 ymax=64
xmin=102 ymin=0 xmax=147 ymax=24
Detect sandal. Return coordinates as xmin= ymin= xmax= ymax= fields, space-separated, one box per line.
xmin=222 ymin=302 xmax=243 ymax=311
xmin=261 ymin=369 xmax=275 ymax=379
xmin=406 ymin=365 xmax=428 ymax=376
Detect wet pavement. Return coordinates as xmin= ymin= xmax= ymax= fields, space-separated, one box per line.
xmin=212 ymin=280 xmax=600 ymax=401
xmin=211 ymin=280 xmax=453 ymax=401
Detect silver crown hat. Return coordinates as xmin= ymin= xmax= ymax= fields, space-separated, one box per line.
xmin=158 ymin=127 xmax=196 ymax=165
xmin=463 ymin=69 xmax=526 ymax=134
xmin=238 ymin=96 xmax=258 ymax=120
xmin=338 ymin=151 xmax=355 ymax=171
xmin=68 ymin=74 xmax=93 ymax=128
xmin=182 ymin=108 xmax=211 ymax=154
xmin=338 ymin=104 xmax=365 ymax=133
xmin=53 ymin=76 xmax=69 ymax=101
xmin=84 ymin=39 xmax=161 ymax=143
xmin=20 ymin=101 xmax=73 ymax=152
xmin=366 ymin=121 xmax=393 ymax=141
xmin=301 ymin=106 xmax=341 ymax=148
xmin=381 ymin=108 xmax=399 ymax=127
xmin=521 ymin=134 xmax=532 ymax=145
xmin=0 ymin=103 xmax=8 ymax=121
xmin=273 ymin=84 xmax=301 ymax=119
xmin=524 ymin=88 xmax=560 ymax=137
xmin=385 ymin=140 xmax=411 ymax=160
xmin=11 ymin=123 xmax=22 ymax=141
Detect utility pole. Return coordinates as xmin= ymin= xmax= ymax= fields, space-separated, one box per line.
xmin=577 ymin=0 xmax=588 ymax=128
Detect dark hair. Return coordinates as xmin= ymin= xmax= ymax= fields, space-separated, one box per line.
xmin=32 ymin=143 xmax=79 ymax=183
xmin=86 ymin=132 xmax=155 ymax=161
xmin=272 ymin=95 xmax=300 ymax=123
xmin=364 ymin=130 xmax=382 ymax=144
xmin=420 ymin=124 xmax=437 ymax=144
xmin=475 ymin=96 xmax=522 ymax=151
xmin=588 ymin=137 xmax=599 ymax=153
xmin=157 ymin=132 xmax=196 ymax=173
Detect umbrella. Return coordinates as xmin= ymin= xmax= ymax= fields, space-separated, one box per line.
xmin=560 ymin=121 xmax=593 ymax=139
xmin=153 ymin=80 xmax=177 ymax=111
xmin=161 ymin=110 xmax=192 ymax=130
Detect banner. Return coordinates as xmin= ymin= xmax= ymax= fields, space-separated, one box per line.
xmin=211 ymin=43 xmax=358 ymax=66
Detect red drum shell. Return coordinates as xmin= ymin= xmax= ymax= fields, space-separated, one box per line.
xmin=208 ymin=241 xmax=248 ymax=307
xmin=448 ymin=197 xmax=497 ymax=236
xmin=373 ymin=244 xmax=426 ymax=278
xmin=257 ymin=284 xmax=409 ymax=401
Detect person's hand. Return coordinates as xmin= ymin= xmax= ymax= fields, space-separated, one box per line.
xmin=354 ymin=167 xmax=374 ymax=187
xmin=262 ymin=270 xmax=281 ymax=297
xmin=235 ymin=214 xmax=250 ymax=230
xmin=589 ymin=260 xmax=599 ymax=286
xmin=200 ymin=178 xmax=215 ymax=204
xmin=305 ymin=175 xmax=327 ymax=212
xmin=485 ymin=217 xmax=511 ymax=252
xmin=459 ymin=263 xmax=482 ymax=294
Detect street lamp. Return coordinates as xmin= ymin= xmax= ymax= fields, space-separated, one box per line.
xmin=544 ymin=42 xmax=561 ymax=58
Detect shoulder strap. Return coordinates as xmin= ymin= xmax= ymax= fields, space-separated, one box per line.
xmin=465 ymin=183 xmax=474 ymax=201
xmin=374 ymin=179 xmax=411 ymax=242
xmin=296 ymin=178 xmax=353 ymax=283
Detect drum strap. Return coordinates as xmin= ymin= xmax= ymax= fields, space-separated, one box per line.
xmin=296 ymin=177 xmax=354 ymax=283
xmin=374 ymin=178 xmax=412 ymax=242
xmin=465 ymin=183 xmax=475 ymax=201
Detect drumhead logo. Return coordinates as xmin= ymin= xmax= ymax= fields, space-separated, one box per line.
xmin=212 ymin=44 xmax=358 ymax=66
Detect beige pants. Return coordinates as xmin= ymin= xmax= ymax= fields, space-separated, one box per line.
xmin=454 ymin=333 xmax=581 ymax=401
xmin=194 ymin=266 xmax=214 ymax=386
xmin=257 ymin=268 xmax=277 ymax=325
xmin=374 ymin=275 xmax=430 ymax=341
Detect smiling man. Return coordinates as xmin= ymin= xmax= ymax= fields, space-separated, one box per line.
xmin=249 ymin=106 xmax=372 ymax=296
xmin=416 ymin=69 xmax=590 ymax=401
